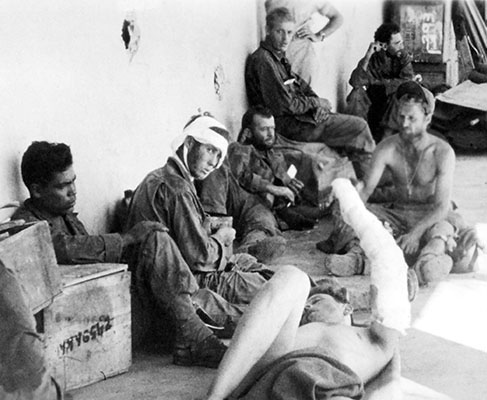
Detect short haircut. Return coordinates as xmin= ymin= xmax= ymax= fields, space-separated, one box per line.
xmin=238 ymin=105 xmax=274 ymax=143
xmin=396 ymin=81 xmax=435 ymax=115
xmin=398 ymin=94 xmax=431 ymax=116
xmin=309 ymin=277 xmax=350 ymax=304
xmin=374 ymin=23 xmax=400 ymax=44
xmin=266 ymin=7 xmax=295 ymax=30
xmin=21 ymin=141 xmax=73 ymax=189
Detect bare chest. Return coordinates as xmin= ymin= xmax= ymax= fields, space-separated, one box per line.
xmin=389 ymin=146 xmax=438 ymax=199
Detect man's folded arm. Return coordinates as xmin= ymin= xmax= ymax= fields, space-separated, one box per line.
xmin=169 ymin=191 xmax=226 ymax=272
xmin=52 ymin=232 xmax=123 ymax=264
xmin=255 ymin=57 xmax=320 ymax=116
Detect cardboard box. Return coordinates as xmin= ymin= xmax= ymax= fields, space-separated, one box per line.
xmin=44 ymin=263 xmax=132 ymax=391
xmin=0 ymin=221 xmax=62 ymax=313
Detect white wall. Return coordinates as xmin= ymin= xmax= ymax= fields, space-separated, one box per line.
xmin=312 ymin=0 xmax=385 ymax=109
xmin=0 ymin=0 xmax=383 ymax=233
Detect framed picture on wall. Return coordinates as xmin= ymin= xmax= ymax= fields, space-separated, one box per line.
xmin=399 ymin=1 xmax=445 ymax=63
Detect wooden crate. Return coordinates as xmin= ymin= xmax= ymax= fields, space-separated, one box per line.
xmin=0 ymin=221 xmax=62 ymax=313
xmin=43 ymin=263 xmax=132 ymax=392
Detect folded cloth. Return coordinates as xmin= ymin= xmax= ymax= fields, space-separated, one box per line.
xmin=229 ymin=346 xmax=364 ymax=400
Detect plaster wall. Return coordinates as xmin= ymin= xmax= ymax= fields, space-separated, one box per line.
xmin=0 ymin=0 xmax=383 ymax=232
xmin=311 ymin=0 xmax=385 ymax=109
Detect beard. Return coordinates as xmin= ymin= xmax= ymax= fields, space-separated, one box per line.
xmin=253 ymin=136 xmax=275 ymax=151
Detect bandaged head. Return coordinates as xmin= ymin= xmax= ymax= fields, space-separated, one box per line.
xmin=171 ymin=114 xmax=229 ymax=169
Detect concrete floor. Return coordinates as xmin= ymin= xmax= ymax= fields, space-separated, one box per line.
xmin=70 ymin=153 xmax=487 ymax=400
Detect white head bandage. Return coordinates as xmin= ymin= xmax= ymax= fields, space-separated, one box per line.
xmin=171 ymin=116 xmax=229 ymax=169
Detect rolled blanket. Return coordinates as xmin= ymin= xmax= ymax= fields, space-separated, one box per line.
xmin=229 ymin=347 xmax=363 ymax=400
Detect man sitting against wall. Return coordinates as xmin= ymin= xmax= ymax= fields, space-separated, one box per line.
xmin=196 ymin=164 xmax=287 ymax=263
xmin=8 ymin=141 xmax=163 ymax=398
xmin=347 ymin=23 xmax=414 ymax=142
xmin=264 ymin=0 xmax=344 ymax=86
xmin=124 ymin=114 xmax=275 ymax=368
xmin=12 ymin=138 xmax=264 ymax=369
xmin=12 ymin=141 xmax=162 ymax=265
xmin=228 ymin=105 xmax=327 ymax=231
xmin=194 ymin=118 xmax=287 ymax=263
xmin=245 ymin=7 xmax=376 ymax=180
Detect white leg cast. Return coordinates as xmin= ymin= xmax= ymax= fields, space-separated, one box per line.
xmin=332 ymin=179 xmax=410 ymax=334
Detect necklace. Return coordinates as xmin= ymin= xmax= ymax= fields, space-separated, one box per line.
xmin=403 ymin=146 xmax=426 ymax=198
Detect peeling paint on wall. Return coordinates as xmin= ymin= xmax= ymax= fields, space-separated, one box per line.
xmin=213 ymin=64 xmax=225 ymax=101
xmin=121 ymin=11 xmax=141 ymax=62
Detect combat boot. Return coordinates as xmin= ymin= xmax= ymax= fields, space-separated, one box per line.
xmin=277 ymin=207 xmax=316 ymax=231
xmin=170 ymin=294 xmax=227 ymax=368
xmin=173 ymin=334 xmax=227 ymax=368
xmin=323 ymin=253 xmax=364 ymax=276
xmin=413 ymin=253 xmax=453 ymax=285
xmin=246 ymin=236 xmax=287 ymax=263
xmin=323 ymin=242 xmax=366 ymax=277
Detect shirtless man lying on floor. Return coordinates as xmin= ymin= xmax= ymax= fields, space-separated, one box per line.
xmin=204 ymin=179 xmax=410 ymax=400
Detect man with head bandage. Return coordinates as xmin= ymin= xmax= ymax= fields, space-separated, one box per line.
xmin=171 ymin=114 xmax=230 ymax=173
xmin=124 ymin=113 xmax=273 ymax=369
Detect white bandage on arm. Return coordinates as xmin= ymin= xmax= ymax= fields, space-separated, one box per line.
xmin=332 ymin=179 xmax=411 ymax=334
